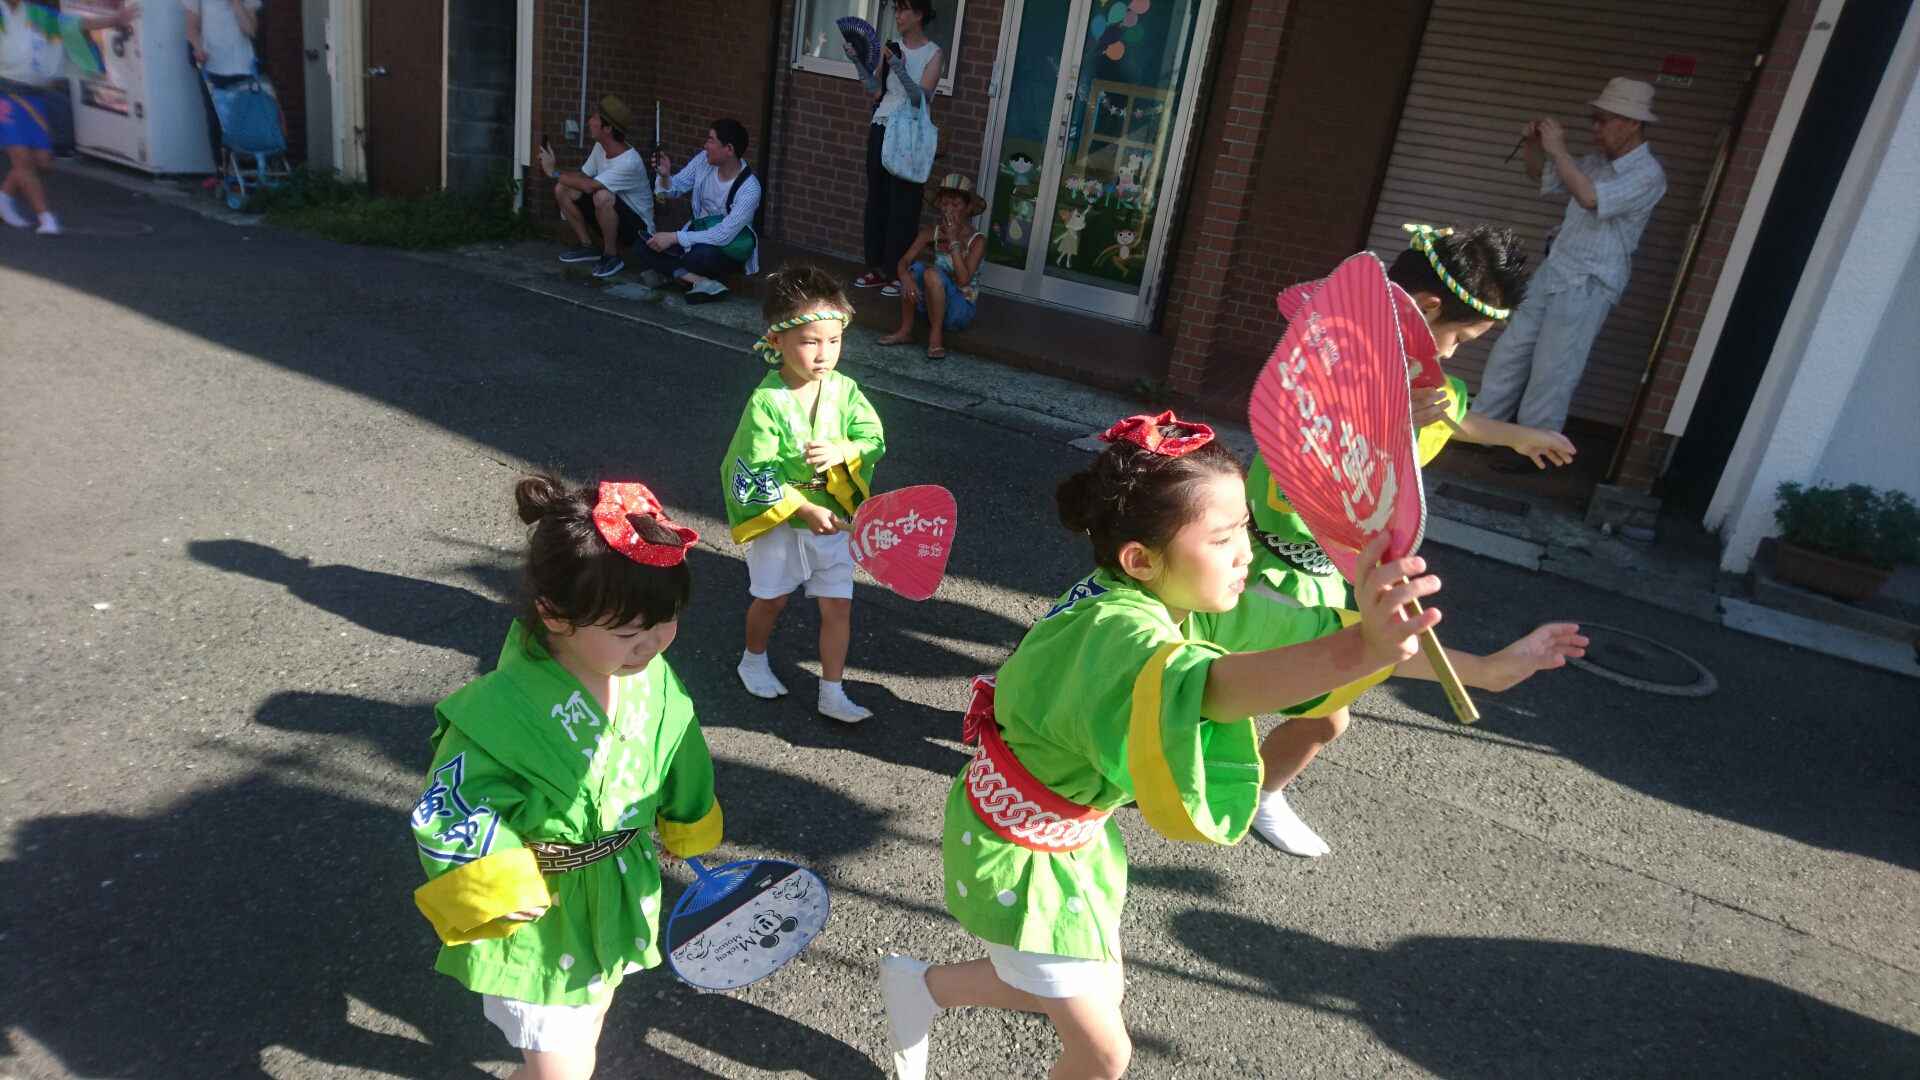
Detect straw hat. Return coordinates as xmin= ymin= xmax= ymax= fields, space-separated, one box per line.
xmin=1588 ymin=78 xmax=1657 ymax=123
xmin=926 ymin=173 xmax=987 ymax=216
xmin=595 ymin=95 xmax=634 ymax=137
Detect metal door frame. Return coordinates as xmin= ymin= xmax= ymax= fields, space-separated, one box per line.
xmin=974 ymin=0 xmax=1218 ymax=324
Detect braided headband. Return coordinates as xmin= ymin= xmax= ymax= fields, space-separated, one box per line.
xmin=1098 ymin=411 xmax=1215 ymax=457
xmin=1404 ymin=224 xmax=1510 ymax=321
xmin=753 ymin=311 xmax=852 ymax=364
xmin=592 ymin=482 xmax=699 ymax=567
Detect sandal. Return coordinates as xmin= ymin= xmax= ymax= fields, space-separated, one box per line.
xmin=854 ymin=269 xmax=889 ymax=288
xmin=877 ymin=332 xmax=914 ymax=347
xmin=925 ymin=346 xmax=947 ymax=360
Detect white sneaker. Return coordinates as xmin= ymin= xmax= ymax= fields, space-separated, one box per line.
xmin=818 ymin=679 xmax=872 ymax=724
xmin=880 ymin=954 xmax=938 ymax=1080
xmin=35 ymin=211 xmax=59 ymax=235
xmin=0 ymin=193 xmax=28 ymax=228
xmin=1252 ymin=788 xmax=1329 ymax=857
xmin=737 ymin=650 xmax=788 ymax=698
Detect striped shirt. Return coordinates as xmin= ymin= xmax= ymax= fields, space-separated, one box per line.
xmin=1535 ymin=142 xmax=1667 ymax=300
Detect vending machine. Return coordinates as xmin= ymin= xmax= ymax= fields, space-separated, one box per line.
xmin=67 ymin=0 xmax=215 ymax=173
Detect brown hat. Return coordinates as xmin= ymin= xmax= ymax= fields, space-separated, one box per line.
xmin=595 ymin=95 xmax=634 ymax=137
xmin=926 ymin=173 xmax=987 ymax=216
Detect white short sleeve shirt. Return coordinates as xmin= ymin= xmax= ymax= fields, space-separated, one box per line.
xmin=182 ymin=0 xmax=263 ymax=77
xmin=581 ymin=144 xmax=656 ymax=230
xmin=1536 ymin=142 xmax=1667 ymax=299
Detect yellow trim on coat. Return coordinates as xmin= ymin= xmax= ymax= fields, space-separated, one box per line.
xmin=824 ymin=463 xmax=860 ymax=516
xmin=731 ymin=487 xmax=813 ymax=543
xmin=834 ymin=443 xmax=869 ymax=497
xmin=1127 ymin=640 xmax=1221 ymax=844
xmin=1290 ymin=609 xmax=1394 ymax=717
xmin=1266 ymin=476 xmax=1295 ymax=515
xmin=658 ymin=800 xmax=724 ymax=858
xmin=414 ymin=848 xmax=551 ymax=946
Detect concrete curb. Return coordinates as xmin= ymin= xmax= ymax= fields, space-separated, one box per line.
xmin=1720 ymin=598 xmax=1920 ymax=679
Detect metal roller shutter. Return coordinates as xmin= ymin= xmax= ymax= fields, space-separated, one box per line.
xmin=1366 ymin=0 xmax=1779 ymax=427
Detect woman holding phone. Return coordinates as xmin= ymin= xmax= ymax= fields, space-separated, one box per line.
xmin=846 ymin=0 xmax=941 ymax=298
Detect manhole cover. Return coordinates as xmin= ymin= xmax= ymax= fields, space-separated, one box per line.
xmin=1568 ymin=623 xmax=1717 ymax=696
xmin=60 ymin=214 xmax=154 ymax=237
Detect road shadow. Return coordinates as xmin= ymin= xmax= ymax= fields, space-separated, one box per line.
xmin=1174 ymin=911 xmax=1920 ymax=1077
xmin=252 ymin=689 xmax=440 ymax=772
xmin=189 ymin=539 xmax=514 ymax=665
xmin=0 ymin=702 xmax=884 ymax=1078
xmin=1390 ymin=545 xmax=1920 ymax=870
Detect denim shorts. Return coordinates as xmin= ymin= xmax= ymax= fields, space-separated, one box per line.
xmin=910 ymin=262 xmax=977 ymax=332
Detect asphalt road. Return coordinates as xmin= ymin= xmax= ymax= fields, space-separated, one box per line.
xmin=2 ymin=175 xmax=1917 ymax=1079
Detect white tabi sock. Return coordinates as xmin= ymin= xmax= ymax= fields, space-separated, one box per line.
xmin=817 ymin=678 xmax=872 ymax=724
xmin=1252 ymin=787 xmax=1330 ymax=857
xmin=880 ymin=954 xmax=938 ymax=1080
xmin=736 ymin=649 xmax=788 ymax=698
xmin=35 ymin=211 xmax=59 ymax=235
xmin=0 ymin=193 xmax=28 ymax=228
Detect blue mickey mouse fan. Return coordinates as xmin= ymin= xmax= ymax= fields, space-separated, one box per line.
xmin=666 ymin=856 xmax=830 ymax=991
xmin=837 ymin=16 xmax=881 ymax=73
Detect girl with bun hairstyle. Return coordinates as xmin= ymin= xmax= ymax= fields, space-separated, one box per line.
xmin=409 ymin=471 xmax=723 ymax=1080
xmin=878 ymin=414 xmax=1582 ymax=1080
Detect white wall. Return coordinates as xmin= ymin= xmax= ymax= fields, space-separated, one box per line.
xmin=1814 ymin=240 xmax=1920 ymax=496
xmin=1708 ymin=6 xmax=1920 ymax=572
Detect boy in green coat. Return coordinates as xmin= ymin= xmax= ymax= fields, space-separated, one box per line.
xmin=723 ymin=266 xmax=885 ymax=723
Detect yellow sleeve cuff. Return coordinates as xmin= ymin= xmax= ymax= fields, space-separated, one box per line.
xmin=414 ymin=848 xmax=551 ymax=946
xmin=1416 ymin=420 xmax=1453 ymax=468
xmin=1290 ymin=609 xmax=1394 ymax=716
xmin=1129 ymin=641 xmax=1226 ymax=844
xmin=658 ymin=800 xmax=723 ymax=858
xmin=731 ymin=488 xmax=813 ymax=544
xmin=1266 ymin=475 xmax=1294 ymax=515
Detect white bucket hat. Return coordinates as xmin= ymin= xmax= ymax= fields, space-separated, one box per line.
xmin=1589 ymin=77 xmax=1657 ymax=123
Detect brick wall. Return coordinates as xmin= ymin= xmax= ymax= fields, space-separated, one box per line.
xmin=261 ymin=0 xmax=306 ymax=161
xmin=528 ymin=0 xmax=774 ymax=224
xmin=1611 ymin=0 xmax=1819 ymax=493
xmin=1161 ymin=0 xmax=1428 ymax=394
xmin=765 ymin=0 xmax=1003 ymax=264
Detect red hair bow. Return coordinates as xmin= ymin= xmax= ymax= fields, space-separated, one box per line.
xmin=592 ymin=482 xmax=700 ymax=567
xmin=1097 ymin=411 xmax=1215 ymax=457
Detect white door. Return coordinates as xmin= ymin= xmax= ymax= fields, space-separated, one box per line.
xmin=975 ymin=0 xmax=1216 ymax=323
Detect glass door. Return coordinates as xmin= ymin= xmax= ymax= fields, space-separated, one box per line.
xmin=977 ymin=0 xmax=1214 ymax=323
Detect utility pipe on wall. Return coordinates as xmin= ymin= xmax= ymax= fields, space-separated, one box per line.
xmin=578 ymin=0 xmax=590 ymax=146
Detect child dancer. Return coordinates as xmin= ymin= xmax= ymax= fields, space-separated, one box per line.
xmin=881 ymin=415 xmax=1579 ymax=1080
xmin=724 ymin=265 xmax=886 ymax=723
xmin=411 ymin=473 xmax=723 ymax=1080
xmin=1248 ymin=224 xmax=1580 ymax=856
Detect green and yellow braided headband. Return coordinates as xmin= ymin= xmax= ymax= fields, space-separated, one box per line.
xmin=1403 ymin=223 xmax=1511 ymax=321
xmin=753 ymin=311 xmax=852 ymax=364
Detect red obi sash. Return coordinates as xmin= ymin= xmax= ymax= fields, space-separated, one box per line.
xmin=961 ymin=674 xmax=1113 ymax=853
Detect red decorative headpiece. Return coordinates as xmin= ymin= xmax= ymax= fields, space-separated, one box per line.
xmin=1097 ymin=411 xmax=1215 ymax=457
xmin=592 ymin=482 xmax=699 ymax=567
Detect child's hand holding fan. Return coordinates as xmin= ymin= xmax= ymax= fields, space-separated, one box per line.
xmin=1249 ymin=254 xmax=1480 ymax=722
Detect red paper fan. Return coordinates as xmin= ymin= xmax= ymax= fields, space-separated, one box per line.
xmin=1278 ymin=276 xmax=1443 ymax=390
xmin=844 ymin=485 xmax=956 ymax=601
xmin=1249 ymin=254 xmax=1426 ymax=584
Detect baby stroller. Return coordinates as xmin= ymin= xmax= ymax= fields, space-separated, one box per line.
xmin=201 ymin=63 xmax=289 ymax=210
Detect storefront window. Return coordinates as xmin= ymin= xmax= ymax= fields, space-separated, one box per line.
xmin=790 ymin=0 xmax=968 ymax=94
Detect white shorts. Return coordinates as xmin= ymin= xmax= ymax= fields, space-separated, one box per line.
xmin=746 ymin=525 xmax=855 ymax=600
xmin=481 ymin=994 xmax=605 ymax=1053
xmin=984 ymin=941 xmax=1123 ymax=999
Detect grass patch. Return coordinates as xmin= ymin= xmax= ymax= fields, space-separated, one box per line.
xmin=246 ymin=166 xmax=545 ymax=251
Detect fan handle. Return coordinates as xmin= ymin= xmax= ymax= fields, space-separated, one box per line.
xmin=1405 ymin=596 xmax=1480 ymax=723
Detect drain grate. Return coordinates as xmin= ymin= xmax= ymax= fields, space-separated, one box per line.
xmin=1567 ymin=623 xmax=1717 ymax=696
xmin=1435 ymin=483 xmax=1531 ymax=517
xmin=60 ymin=214 xmax=155 ymax=237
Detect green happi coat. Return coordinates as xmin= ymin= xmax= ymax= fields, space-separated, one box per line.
xmin=942 ymin=571 xmax=1390 ymax=962
xmin=722 ymin=370 xmax=886 ymax=544
xmin=1247 ymin=374 xmax=1470 ymax=608
xmin=411 ymin=621 xmax=723 ymax=1005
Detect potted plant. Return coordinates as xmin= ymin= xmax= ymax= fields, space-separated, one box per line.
xmin=1771 ymin=482 xmax=1920 ymax=602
